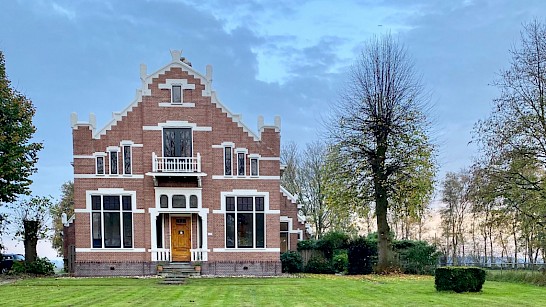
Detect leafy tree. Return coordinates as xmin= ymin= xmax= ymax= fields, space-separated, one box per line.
xmin=50 ymin=181 xmax=74 ymax=256
xmin=0 ymin=51 xmax=43 ymax=204
xmin=330 ymin=34 xmax=435 ymax=272
xmin=8 ymin=196 xmax=53 ymax=263
xmin=441 ymin=170 xmax=472 ymax=265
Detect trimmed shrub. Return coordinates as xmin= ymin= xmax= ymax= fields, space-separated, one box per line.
xmin=10 ymin=257 xmax=55 ymax=275
xmin=435 ymin=267 xmax=486 ymax=292
xmin=280 ymin=251 xmax=303 ymax=273
xmin=304 ymin=256 xmax=335 ymax=274
xmin=332 ymin=251 xmax=349 ymax=273
xmin=347 ymin=237 xmax=377 ymax=275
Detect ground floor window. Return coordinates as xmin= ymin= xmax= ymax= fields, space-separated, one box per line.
xmin=91 ymin=195 xmax=133 ymax=248
xmin=225 ymin=196 xmax=265 ymax=248
xmin=280 ymin=221 xmax=289 ymax=253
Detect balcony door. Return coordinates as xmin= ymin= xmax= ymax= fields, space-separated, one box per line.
xmin=163 ymin=128 xmax=192 ymax=157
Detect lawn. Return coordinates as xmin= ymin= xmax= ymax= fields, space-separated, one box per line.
xmin=1 ymin=274 xmax=545 ymax=306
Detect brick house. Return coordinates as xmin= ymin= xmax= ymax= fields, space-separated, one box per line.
xmin=66 ymin=50 xmax=310 ymax=276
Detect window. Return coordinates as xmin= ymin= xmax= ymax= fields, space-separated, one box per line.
xmin=91 ymin=195 xmax=133 ymax=248
xmin=225 ymin=196 xmax=265 ymax=248
xmin=160 ymin=195 xmax=168 ymax=208
xmin=224 ymin=146 xmax=232 ymax=176
xmin=172 ymin=195 xmax=186 ymax=208
xmin=163 ymin=128 xmax=192 ymax=157
xmin=96 ymin=156 xmax=105 ymax=175
xmin=110 ymin=151 xmax=118 ymax=174
xmin=250 ymin=158 xmax=259 ymax=177
xmin=237 ymin=153 xmax=245 ymax=176
xmin=123 ymin=145 xmax=131 ymax=175
xmin=190 ymin=195 xmax=198 ymax=208
xmin=172 ymin=85 xmax=182 ymax=103
xmin=280 ymin=222 xmax=289 ymax=253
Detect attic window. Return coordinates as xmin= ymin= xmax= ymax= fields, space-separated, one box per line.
xmin=172 ymin=85 xmax=182 ymax=103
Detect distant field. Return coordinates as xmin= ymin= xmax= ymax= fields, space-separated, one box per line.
xmin=1 ymin=274 xmax=545 ymax=306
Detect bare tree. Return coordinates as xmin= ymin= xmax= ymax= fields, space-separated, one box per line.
xmin=8 ymin=196 xmax=53 ymax=262
xmin=330 ymin=34 xmax=435 ymax=272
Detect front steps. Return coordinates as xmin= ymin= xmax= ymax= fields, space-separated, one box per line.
xmin=158 ymin=262 xmax=200 ymax=284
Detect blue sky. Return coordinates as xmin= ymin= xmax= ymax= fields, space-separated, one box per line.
xmin=1 ymin=0 xmax=545 ymax=257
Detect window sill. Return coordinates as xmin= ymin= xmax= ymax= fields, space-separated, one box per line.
xmin=159 ymin=102 xmax=195 ymax=107
xmin=75 ymin=248 xmax=146 ymax=253
xmin=212 ymin=248 xmax=280 ymax=253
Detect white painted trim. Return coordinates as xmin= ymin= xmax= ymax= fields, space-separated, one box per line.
xmin=143 ymin=120 xmax=212 ymax=131
xmin=280 ymin=186 xmax=298 ymax=204
xmin=76 ymin=248 xmax=146 ymax=253
xmin=132 ymin=144 xmax=144 ymax=148
xmin=250 ymin=157 xmax=259 ymax=177
xmin=212 ymin=248 xmax=280 ymax=253
xmin=107 ymin=146 xmax=120 ymax=152
xmin=259 ymin=157 xmax=280 ymax=161
xmin=212 ymin=175 xmax=280 ymax=180
xmin=73 ymin=155 xmax=95 ymax=159
xmin=223 ymin=146 xmax=233 ymax=176
xmin=159 ymin=102 xmax=195 ymax=108
xmin=74 ymin=174 xmax=144 ymax=179
xmin=122 ymin=144 xmax=133 ymax=175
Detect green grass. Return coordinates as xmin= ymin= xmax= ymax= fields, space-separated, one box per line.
xmin=487 ymin=269 xmax=546 ymax=286
xmin=1 ymin=274 xmax=545 ymax=306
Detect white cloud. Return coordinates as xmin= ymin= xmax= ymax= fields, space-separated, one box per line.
xmin=51 ymin=2 xmax=76 ymax=20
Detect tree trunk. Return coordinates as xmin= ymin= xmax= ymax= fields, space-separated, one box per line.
xmin=373 ymin=139 xmax=393 ymax=273
xmin=23 ymin=220 xmax=39 ymax=263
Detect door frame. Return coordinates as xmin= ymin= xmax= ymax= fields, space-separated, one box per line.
xmin=170 ymin=214 xmax=193 ymax=262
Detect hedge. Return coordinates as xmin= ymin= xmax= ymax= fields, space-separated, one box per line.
xmin=435 ymin=267 xmax=486 ymax=292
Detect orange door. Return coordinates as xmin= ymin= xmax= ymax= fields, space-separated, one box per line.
xmin=171 ymin=217 xmax=191 ymax=262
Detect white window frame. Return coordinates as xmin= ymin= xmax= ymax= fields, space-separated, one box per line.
xmin=89 ymin=193 xmax=136 ymax=249
xmin=236 ymin=148 xmax=248 ymax=177
xmin=107 ymin=146 xmax=120 ymax=175
xmin=121 ymin=141 xmax=133 ymax=176
xmin=94 ymin=152 xmax=107 ymax=175
xmin=172 ymin=85 xmax=182 ymax=104
xmin=249 ymin=154 xmax=260 ymax=177
xmin=224 ymin=146 xmax=233 ymax=176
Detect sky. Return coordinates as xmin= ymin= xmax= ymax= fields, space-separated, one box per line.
xmin=0 ymin=0 xmax=545 ymax=258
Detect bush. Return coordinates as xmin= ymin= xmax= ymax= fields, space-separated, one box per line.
xmin=316 ymin=232 xmax=349 ymax=260
xmin=435 ymin=267 xmax=486 ymax=292
xmin=397 ymin=241 xmax=440 ymax=275
xmin=347 ymin=237 xmax=377 ymax=275
xmin=10 ymin=257 xmax=55 ymax=275
xmin=304 ymin=256 xmax=334 ymax=274
xmin=297 ymin=240 xmax=316 ymax=251
xmin=280 ymin=251 xmax=303 ymax=273
xmin=332 ymin=251 xmax=348 ymax=273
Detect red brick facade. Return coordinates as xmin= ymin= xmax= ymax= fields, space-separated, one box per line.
xmin=68 ymin=51 xmax=307 ymax=276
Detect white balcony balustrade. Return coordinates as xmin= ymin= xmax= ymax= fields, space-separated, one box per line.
xmin=152 ymin=152 xmax=201 ymax=173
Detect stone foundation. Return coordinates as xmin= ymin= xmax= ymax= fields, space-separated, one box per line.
xmin=74 ymin=261 xmax=158 ymax=277
xmin=202 ymin=260 xmax=282 ymax=276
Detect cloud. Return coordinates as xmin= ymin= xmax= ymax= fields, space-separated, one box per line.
xmin=51 ymin=2 xmax=76 ymax=20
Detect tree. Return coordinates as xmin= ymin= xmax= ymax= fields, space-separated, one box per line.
xmin=331 ymin=34 xmax=435 ymax=272
xmin=8 ymin=196 xmax=53 ymax=263
xmin=298 ymin=141 xmax=330 ymax=238
xmin=280 ymin=141 xmax=301 ymax=197
xmin=441 ymin=170 xmax=472 ymax=265
xmin=0 ymin=51 xmax=43 ymax=204
xmin=50 ymin=181 xmax=74 ymax=256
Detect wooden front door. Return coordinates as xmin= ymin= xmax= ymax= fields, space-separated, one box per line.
xmin=171 ymin=216 xmax=191 ymax=262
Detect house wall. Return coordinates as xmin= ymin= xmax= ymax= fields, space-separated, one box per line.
xmin=71 ymin=53 xmax=290 ymax=276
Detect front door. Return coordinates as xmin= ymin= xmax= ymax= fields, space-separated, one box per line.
xmin=171 ymin=216 xmax=191 ymax=262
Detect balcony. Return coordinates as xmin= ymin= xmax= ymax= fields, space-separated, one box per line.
xmin=152 ymin=152 xmax=201 ymax=173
